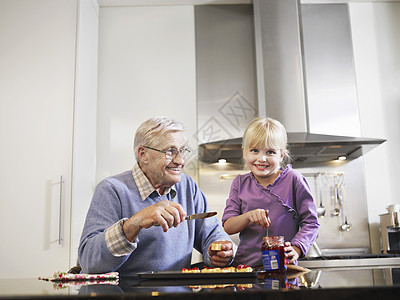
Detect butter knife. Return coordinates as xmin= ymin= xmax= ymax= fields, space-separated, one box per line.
xmin=185 ymin=211 xmax=217 ymax=220
xmin=153 ymin=211 xmax=217 ymax=226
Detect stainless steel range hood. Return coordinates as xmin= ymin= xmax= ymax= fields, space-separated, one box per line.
xmin=198 ymin=0 xmax=385 ymax=166
xmin=199 ymin=132 xmax=386 ymax=165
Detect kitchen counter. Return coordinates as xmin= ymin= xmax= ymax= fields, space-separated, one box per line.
xmin=1 ymin=265 xmax=400 ymax=300
xmin=299 ymin=254 xmax=400 ymax=268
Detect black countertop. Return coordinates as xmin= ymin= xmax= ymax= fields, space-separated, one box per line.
xmin=1 ymin=265 xmax=400 ymax=300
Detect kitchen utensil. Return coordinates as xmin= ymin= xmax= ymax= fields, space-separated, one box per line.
xmin=331 ymin=174 xmax=342 ymax=217
xmin=185 ymin=211 xmax=217 ymax=220
xmin=316 ymin=174 xmax=326 ymax=218
xmin=153 ymin=211 xmax=217 ymax=226
xmin=332 ymin=186 xmax=341 ymax=216
xmin=265 ymin=209 xmax=269 ymax=237
xmin=341 ymin=219 xmax=352 ymax=232
xmin=338 ymin=185 xmax=352 ymax=231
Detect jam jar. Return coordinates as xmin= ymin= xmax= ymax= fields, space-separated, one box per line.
xmin=261 ymin=236 xmax=287 ymax=274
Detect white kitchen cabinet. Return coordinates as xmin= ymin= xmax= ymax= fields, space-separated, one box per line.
xmin=0 ymin=0 xmax=98 ymax=279
xmin=96 ymin=6 xmax=197 ymax=181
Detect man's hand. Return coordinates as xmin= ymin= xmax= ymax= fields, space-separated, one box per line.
xmin=208 ymin=241 xmax=234 ymax=267
xmin=123 ymin=200 xmax=186 ymax=241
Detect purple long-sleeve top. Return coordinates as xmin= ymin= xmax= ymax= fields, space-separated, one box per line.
xmin=222 ymin=165 xmax=319 ymax=267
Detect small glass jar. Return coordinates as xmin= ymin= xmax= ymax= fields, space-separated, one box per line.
xmin=261 ymin=236 xmax=287 ymax=274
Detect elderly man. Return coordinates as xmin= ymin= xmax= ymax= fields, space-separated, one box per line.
xmin=78 ymin=116 xmax=235 ymax=275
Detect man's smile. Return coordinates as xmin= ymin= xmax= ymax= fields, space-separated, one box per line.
xmin=166 ymin=166 xmax=182 ymax=172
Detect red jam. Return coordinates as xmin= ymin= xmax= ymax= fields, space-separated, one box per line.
xmin=236 ymin=264 xmax=251 ymax=270
xmin=261 ymin=236 xmax=287 ymax=274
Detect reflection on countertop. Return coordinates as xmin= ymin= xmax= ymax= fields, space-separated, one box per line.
xmin=299 ymin=266 xmax=400 ymax=289
xmin=1 ymin=266 xmax=400 ymax=299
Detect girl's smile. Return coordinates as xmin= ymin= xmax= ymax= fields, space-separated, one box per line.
xmin=243 ymin=147 xmax=284 ymax=187
xmin=254 ymin=164 xmax=268 ymax=170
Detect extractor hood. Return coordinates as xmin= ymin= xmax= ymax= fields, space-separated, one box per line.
xmin=199 ymin=133 xmax=386 ymax=165
xmin=198 ymin=0 xmax=385 ymax=166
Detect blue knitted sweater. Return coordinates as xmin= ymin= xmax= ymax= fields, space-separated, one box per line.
xmin=78 ymin=170 xmax=231 ymax=275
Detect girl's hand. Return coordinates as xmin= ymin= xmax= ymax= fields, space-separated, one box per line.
xmin=247 ymin=209 xmax=271 ymax=229
xmin=284 ymin=242 xmax=301 ymax=264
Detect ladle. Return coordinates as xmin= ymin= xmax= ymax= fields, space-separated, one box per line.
xmin=332 ymin=184 xmax=341 ymax=216
xmin=339 ymin=185 xmax=352 ymax=231
xmin=341 ymin=218 xmax=352 ymax=231
xmin=332 ymin=174 xmax=342 ymax=217
xmin=316 ymin=174 xmax=326 ymax=218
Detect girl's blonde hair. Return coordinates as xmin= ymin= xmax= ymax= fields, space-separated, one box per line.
xmin=242 ymin=117 xmax=290 ymax=165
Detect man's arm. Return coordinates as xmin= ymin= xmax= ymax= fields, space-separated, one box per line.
xmin=78 ymin=180 xmax=134 ymax=274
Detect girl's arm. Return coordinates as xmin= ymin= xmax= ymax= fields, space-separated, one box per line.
xmin=224 ymin=209 xmax=270 ymax=235
xmin=290 ymin=175 xmax=320 ymax=258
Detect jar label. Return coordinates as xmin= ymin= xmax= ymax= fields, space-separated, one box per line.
xmin=264 ymin=278 xmax=281 ymax=290
xmin=262 ymin=250 xmax=279 ymax=271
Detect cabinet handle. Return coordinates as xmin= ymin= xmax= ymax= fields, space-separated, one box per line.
xmin=58 ymin=175 xmax=64 ymax=245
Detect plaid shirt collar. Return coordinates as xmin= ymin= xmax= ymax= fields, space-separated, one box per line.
xmin=132 ymin=162 xmax=176 ymax=201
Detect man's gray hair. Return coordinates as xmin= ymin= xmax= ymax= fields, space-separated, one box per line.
xmin=134 ymin=116 xmax=185 ymax=161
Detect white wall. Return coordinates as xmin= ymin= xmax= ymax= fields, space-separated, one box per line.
xmin=96 ymin=6 xmax=197 ymax=182
xmin=70 ymin=0 xmax=99 ymax=266
xmin=350 ymin=3 xmax=400 ymax=253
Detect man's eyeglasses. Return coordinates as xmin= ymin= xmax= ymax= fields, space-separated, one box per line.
xmin=142 ymin=146 xmax=191 ymax=160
